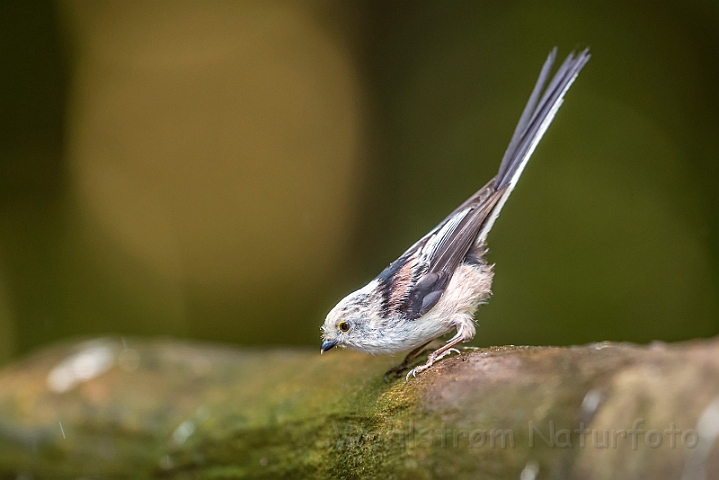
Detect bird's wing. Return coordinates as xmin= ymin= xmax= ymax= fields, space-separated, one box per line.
xmin=377 ymin=181 xmax=504 ymax=320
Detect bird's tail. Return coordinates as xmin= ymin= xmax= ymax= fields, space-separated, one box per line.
xmin=477 ymin=48 xmax=590 ymax=243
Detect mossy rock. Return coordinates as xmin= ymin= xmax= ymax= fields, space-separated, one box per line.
xmin=0 ymin=336 xmax=718 ymax=479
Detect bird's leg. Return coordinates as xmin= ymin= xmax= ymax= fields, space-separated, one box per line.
xmin=405 ymin=323 xmax=473 ymax=381
xmin=383 ymin=341 xmax=432 ymax=382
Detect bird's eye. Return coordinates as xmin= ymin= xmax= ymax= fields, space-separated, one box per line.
xmin=338 ymin=321 xmax=350 ymax=332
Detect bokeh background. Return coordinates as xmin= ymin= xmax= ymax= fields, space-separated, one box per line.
xmin=1 ymin=0 xmax=718 ymax=366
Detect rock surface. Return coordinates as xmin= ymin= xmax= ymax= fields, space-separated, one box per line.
xmin=1 ymin=337 xmax=718 ymax=479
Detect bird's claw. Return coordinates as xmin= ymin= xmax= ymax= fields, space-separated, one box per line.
xmin=435 ymin=347 xmax=461 ymax=362
xmin=404 ymin=348 xmax=462 ymax=382
xmin=405 ymin=365 xmax=428 ymax=382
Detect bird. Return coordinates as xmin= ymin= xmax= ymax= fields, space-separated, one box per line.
xmin=320 ymin=48 xmax=590 ymax=381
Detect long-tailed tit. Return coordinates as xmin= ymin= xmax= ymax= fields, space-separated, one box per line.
xmin=321 ymin=48 xmax=590 ymax=380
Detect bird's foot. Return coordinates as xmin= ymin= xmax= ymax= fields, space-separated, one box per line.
xmin=435 ymin=347 xmax=461 ymax=362
xmin=405 ymin=362 xmax=431 ymax=382
xmin=383 ymin=343 xmax=437 ymax=382
xmin=404 ymin=348 xmax=461 ymax=382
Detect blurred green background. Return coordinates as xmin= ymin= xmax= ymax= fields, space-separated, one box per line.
xmin=1 ymin=0 xmax=718 ymax=366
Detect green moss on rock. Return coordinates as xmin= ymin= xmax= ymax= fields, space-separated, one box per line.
xmin=1 ymin=337 xmax=718 ymax=478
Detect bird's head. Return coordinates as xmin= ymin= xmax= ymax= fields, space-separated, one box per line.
xmin=320 ymin=287 xmax=375 ymax=353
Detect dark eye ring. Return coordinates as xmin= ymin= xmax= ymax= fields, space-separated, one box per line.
xmin=338 ymin=321 xmax=350 ymax=332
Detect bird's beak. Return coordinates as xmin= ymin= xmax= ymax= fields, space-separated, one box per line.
xmin=321 ymin=339 xmax=338 ymax=353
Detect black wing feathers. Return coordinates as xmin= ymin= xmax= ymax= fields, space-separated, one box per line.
xmin=379 ymin=186 xmax=504 ymax=319
xmin=377 ymin=48 xmax=589 ymax=321
xmin=405 ymin=187 xmax=504 ymax=318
